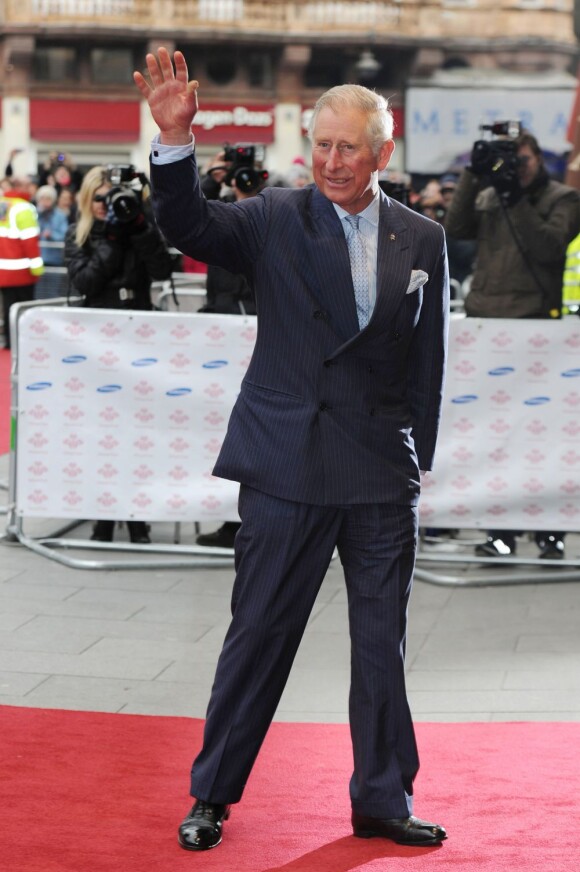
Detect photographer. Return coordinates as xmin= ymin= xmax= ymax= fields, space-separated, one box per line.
xmin=64 ymin=164 xmax=174 ymax=543
xmin=195 ymin=146 xmax=267 ymax=549
xmin=65 ymin=164 xmax=173 ymax=311
xmin=445 ymin=127 xmax=580 ymax=559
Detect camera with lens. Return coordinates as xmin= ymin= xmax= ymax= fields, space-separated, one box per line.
xmin=104 ymin=164 xmax=149 ymax=224
xmin=222 ymin=144 xmax=269 ymax=193
xmin=470 ymin=121 xmax=522 ymax=199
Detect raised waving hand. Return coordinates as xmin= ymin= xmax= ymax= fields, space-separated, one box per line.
xmin=133 ymin=47 xmax=199 ymax=145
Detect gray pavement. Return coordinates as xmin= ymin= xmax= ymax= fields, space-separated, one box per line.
xmin=1 ymin=451 xmax=579 ymax=724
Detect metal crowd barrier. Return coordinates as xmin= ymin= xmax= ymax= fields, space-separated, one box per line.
xmin=2 ymin=297 xmax=234 ymax=571
xmin=2 ymin=295 xmax=579 ymax=585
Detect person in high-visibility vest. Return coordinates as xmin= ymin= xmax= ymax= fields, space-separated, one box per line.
xmin=562 ymin=231 xmax=580 ymax=313
xmin=0 ymin=178 xmax=44 ymax=349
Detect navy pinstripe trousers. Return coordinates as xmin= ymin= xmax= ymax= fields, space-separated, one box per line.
xmin=189 ymin=485 xmax=420 ymax=819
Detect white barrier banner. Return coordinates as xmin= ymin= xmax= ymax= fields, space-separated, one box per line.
xmin=15 ymin=309 xmax=580 ymax=531
xmin=16 ymin=307 xmax=255 ymax=522
xmin=422 ymin=317 xmax=580 ymax=532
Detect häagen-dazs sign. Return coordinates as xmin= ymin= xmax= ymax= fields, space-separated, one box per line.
xmin=192 ymin=104 xmax=275 ymax=144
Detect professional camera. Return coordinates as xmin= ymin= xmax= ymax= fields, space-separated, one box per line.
xmin=222 ymin=144 xmax=269 ymax=193
xmin=378 ymin=179 xmax=410 ymax=208
xmin=469 ymin=121 xmax=522 ymax=189
xmin=104 ymin=164 xmax=149 ymax=223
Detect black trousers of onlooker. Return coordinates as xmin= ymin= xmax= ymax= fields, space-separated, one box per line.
xmin=1 ymin=284 xmax=35 ymax=349
xmin=488 ymin=530 xmax=566 ymax=549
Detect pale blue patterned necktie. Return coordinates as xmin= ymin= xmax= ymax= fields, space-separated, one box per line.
xmin=344 ymin=214 xmax=370 ymax=329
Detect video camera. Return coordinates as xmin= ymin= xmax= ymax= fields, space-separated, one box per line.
xmin=470 ymin=121 xmax=522 ymax=198
xmin=222 ymin=144 xmax=269 ymax=193
xmin=378 ymin=179 xmax=410 ymax=208
xmin=104 ymin=164 xmax=149 ymax=223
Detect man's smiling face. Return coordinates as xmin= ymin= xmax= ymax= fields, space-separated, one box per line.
xmin=311 ymin=106 xmax=394 ymax=215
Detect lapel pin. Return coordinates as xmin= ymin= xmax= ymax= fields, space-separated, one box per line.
xmin=389 ymin=233 xmax=396 ymax=241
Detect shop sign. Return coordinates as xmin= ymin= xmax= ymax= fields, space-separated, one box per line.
xmin=192 ymin=103 xmax=275 ymax=144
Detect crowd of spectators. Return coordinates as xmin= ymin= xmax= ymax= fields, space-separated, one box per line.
xmin=2 ymin=146 xmax=481 ymax=304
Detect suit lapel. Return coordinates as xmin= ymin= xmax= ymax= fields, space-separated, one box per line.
xmin=371 ymin=194 xmax=414 ymax=329
xmin=328 ymin=195 xmax=415 ymax=356
xmin=305 ymin=188 xmax=360 ymax=340
xmin=303 ymin=189 xmax=416 ymax=346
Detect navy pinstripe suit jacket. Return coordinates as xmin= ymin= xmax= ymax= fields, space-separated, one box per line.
xmin=151 ymin=154 xmax=449 ymax=507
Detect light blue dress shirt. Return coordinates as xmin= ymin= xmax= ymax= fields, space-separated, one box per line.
xmin=333 ymin=196 xmax=380 ymax=321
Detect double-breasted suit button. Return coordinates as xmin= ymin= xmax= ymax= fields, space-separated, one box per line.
xmin=394 ymin=331 xmax=401 ymax=340
xmin=319 ymin=402 xmax=330 ymax=411
xmin=313 ymin=309 xmax=323 ymax=319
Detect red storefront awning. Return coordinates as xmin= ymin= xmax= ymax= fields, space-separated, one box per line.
xmin=30 ymin=100 xmax=140 ymax=142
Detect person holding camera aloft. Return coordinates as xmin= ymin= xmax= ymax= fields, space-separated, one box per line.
xmin=445 ymin=127 xmax=580 ymax=559
xmin=194 ymin=149 xmax=267 ymax=550
xmin=64 ymin=164 xmax=174 ymax=543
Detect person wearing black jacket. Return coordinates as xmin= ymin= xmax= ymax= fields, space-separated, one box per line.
xmin=64 ymin=164 xmax=174 ymax=543
xmin=194 ymin=163 xmax=261 ymax=550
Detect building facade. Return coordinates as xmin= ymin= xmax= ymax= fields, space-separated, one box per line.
xmin=0 ymin=0 xmax=578 ymax=181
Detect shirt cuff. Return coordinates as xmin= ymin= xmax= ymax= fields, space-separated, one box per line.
xmin=151 ymin=133 xmax=195 ymax=164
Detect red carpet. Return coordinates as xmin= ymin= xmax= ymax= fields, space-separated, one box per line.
xmin=1 ymin=707 xmax=577 ymax=871
xmin=0 ymin=348 xmax=10 ymax=454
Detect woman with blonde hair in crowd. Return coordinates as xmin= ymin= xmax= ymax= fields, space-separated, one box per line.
xmin=64 ymin=164 xmax=174 ymax=543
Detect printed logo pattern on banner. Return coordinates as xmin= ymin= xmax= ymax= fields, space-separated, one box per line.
xmin=17 ymin=308 xmax=256 ymax=522
xmin=421 ymin=318 xmax=580 ymax=531
xmin=15 ymin=310 xmax=580 ymax=530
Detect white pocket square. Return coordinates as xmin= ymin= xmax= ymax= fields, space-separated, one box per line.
xmin=406 ymin=269 xmax=429 ymax=294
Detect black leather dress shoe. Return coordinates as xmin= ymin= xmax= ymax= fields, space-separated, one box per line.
xmin=537 ymin=536 xmax=565 ymax=560
xmin=90 ymin=520 xmax=115 ymax=542
xmin=127 ymin=521 xmax=151 ymax=544
xmin=352 ymin=812 xmax=447 ymax=847
xmin=474 ymin=535 xmax=516 ymax=557
xmin=196 ymin=522 xmax=240 ymax=549
xmin=178 ymin=800 xmax=230 ymax=851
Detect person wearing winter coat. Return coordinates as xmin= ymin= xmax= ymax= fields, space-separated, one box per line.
xmin=445 ymin=131 xmax=580 ymax=559
xmin=64 ymin=164 xmax=174 ymax=543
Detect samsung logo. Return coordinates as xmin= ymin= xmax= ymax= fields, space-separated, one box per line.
xmin=451 ymin=394 xmax=478 ymax=404
xmin=561 ymin=369 xmax=580 ymax=378
xmin=166 ymin=387 xmax=192 ymax=397
xmin=26 ymin=381 xmax=52 ymax=391
xmin=202 ymin=360 xmax=229 ymax=369
xmin=488 ymin=366 xmax=515 ymax=376
xmin=62 ymin=355 xmax=87 ymax=364
xmin=524 ymin=396 xmax=551 ymax=406
xmin=96 ymin=384 xmax=122 ymax=393
xmin=131 ymin=358 xmax=158 ymax=367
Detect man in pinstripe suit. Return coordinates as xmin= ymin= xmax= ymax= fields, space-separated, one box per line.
xmin=135 ymin=48 xmax=449 ymax=852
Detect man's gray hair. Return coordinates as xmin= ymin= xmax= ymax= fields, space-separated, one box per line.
xmin=307 ymin=84 xmax=394 ymax=157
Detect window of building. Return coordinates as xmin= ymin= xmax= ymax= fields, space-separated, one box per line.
xmin=206 ymin=53 xmax=238 ymax=85
xmin=90 ymin=47 xmax=134 ymax=84
xmin=248 ymin=52 xmax=273 ymax=89
xmin=305 ymin=51 xmax=346 ymax=88
xmin=198 ymin=0 xmax=244 ymax=20
xmin=34 ymin=46 xmax=77 ymax=82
